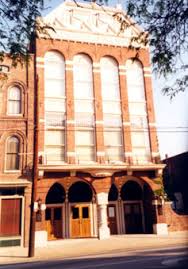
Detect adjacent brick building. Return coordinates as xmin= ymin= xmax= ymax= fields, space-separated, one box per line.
xmin=0 ymin=58 xmax=34 ymax=246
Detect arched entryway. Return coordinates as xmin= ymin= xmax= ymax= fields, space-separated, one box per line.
xmin=68 ymin=181 xmax=95 ymax=238
xmin=45 ymin=183 xmax=65 ymax=240
xmin=121 ymin=180 xmax=144 ymax=234
xmin=108 ymin=184 xmax=118 ymax=234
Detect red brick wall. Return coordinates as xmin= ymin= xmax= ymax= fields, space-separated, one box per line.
xmin=36 ymin=38 xmax=158 ymax=162
xmin=165 ymin=202 xmax=188 ymax=231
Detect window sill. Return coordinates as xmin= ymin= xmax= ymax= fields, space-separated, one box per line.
xmin=4 ymin=170 xmax=21 ymax=174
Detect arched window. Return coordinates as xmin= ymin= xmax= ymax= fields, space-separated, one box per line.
xmin=6 ymin=136 xmax=20 ymax=170
xmin=44 ymin=51 xmax=66 ymax=164
xmin=100 ymin=57 xmax=123 ymax=162
xmin=73 ymin=54 xmax=95 ymax=163
xmin=8 ymin=86 xmax=21 ymax=115
xmin=126 ymin=59 xmax=150 ymax=164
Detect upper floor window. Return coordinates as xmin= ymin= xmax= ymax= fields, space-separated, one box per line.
xmin=8 ymin=86 xmax=21 ymax=115
xmin=6 ymin=136 xmax=20 ymax=171
xmin=126 ymin=59 xmax=145 ymax=101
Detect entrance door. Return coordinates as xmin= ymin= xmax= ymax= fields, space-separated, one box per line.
xmin=124 ymin=203 xmax=143 ymax=234
xmin=71 ymin=204 xmax=91 ymax=238
xmin=45 ymin=207 xmax=63 ymax=240
xmin=107 ymin=204 xmax=117 ymax=234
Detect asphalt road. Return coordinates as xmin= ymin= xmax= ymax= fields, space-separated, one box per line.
xmin=0 ymin=246 xmax=188 ymax=269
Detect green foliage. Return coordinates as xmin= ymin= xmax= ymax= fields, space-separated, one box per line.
xmin=125 ymin=0 xmax=188 ymax=96
xmin=0 ymin=0 xmax=45 ymax=64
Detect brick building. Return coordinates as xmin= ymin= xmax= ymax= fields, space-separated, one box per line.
xmin=0 ymin=58 xmax=34 ymax=247
xmin=0 ymin=0 xmax=170 ymax=248
xmin=32 ymin=1 xmax=167 ymax=247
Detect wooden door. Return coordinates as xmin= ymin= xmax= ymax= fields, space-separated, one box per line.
xmin=0 ymin=198 xmax=22 ymax=236
xmin=124 ymin=203 xmax=143 ymax=234
xmin=107 ymin=204 xmax=117 ymax=234
xmin=45 ymin=207 xmax=63 ymax=240
xmin=71 ymin=204 xmax=91 ymax=238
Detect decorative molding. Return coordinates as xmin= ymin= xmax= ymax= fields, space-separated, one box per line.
xmin=39 ymin=1 xmax=145 ymax=48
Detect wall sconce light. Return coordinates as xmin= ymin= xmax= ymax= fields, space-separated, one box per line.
xmin=34 ymin=198 xmax=46 ymax=222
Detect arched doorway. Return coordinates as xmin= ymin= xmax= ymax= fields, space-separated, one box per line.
xmin=108 ymin=184 xmax=118 ymax=234
xmin=121 ymin=181 xmax=144 ymax=234
xmin=68 ymin=181 xmax=94 ymax=238
xmin=45 ymin=183 xmax=65 ymax=240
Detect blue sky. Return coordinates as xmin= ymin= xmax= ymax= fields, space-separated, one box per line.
xmin=44 ymin=0 xmax=188 ymax=159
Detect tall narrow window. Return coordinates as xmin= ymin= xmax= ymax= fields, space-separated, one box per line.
xmin=6 ymin=136 xmax=20 ymax=170
xmin=100 ymin=56 xmax=123 ymax=163
xmin=8 ymin=86 xmax=21 ymax=115
xmin=73 ymin=54 xmax=95 ymax=163
xmin=44 ymin=51 xmax=66 ymax=164
xmin=126 ymin=59 xmax=150 ymax=164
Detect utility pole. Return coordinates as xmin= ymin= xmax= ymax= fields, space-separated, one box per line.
xmin=28 ymin=35 xmax=39 ymax=257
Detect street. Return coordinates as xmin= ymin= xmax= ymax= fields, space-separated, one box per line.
xmin=0 ymin=246 xmax=187 ymax=269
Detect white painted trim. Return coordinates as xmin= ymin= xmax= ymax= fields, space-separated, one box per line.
xmin=96 ymin=151 xmax=105 ymax=156
xmin=123 ymin=122 xmax=131 ymax=126
xmin=149 ymin=122 xmax=157 ymax=127
xmin=119 ymin=65 xmax=126 ymax=70
xmin=67 ymin=152 xmax=76 ymax=156
xmin=65 ymin=67 xmax=73 ymax=71
xmin=93 ymin=63 xmax=100 ymax=68
xmin=124 ymin=152 xmax=133 ymax=156
xmin=65 ymin=60 xmax=73 ymax=65
xmin=36 ymin=57 xmax=44 ymax=62
xmin=67 ymin=120 xmax=75 ymax=124
xmin=36 ymin=64 xmax=44 ymax=69
xmin=95 ymin=120 xmax=104 ymax=125
xmin=143 ymin=67 xmax=151 ymax=72
xmin=93 ymin=69 xmax=100 ymax=73
xmin=119 ymin=72 xmax=126 ymax=76
xmin=151 ymin=152 xmax=160 ymax=157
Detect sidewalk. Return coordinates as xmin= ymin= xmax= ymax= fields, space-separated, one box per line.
xmin=0 ymin=232 xmax=188 ymax=265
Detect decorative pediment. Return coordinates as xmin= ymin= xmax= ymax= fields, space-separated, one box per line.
xmin=39 ymin=0 xmax=145 ymax=47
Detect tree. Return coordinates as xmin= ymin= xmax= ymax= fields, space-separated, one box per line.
xmin=123 ymin=0 xmax=188 ymax=98
xmin=0 ymin=0 xmax=46 ymax=64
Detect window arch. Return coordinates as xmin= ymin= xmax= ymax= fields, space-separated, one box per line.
xmin=6 ymin=136 xmax=20 ymax=170
xmin=100 ymin=56 xmax=123 ymax=162
xmin=73 ymin=53 xmax=95 ymax=163
xmin=44 ymin=51 xmax=66 ymax=164
xmin=8 ymin=86 xmax=21 ymax=115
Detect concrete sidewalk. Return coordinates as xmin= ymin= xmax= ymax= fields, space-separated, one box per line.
xmin=0 ymin=232 xmax=188 ymax=265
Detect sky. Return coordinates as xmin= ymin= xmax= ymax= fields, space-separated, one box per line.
xmin=44 ymin=0 xmax=188 ymax=159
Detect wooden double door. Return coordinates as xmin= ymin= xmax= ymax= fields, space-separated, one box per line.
xmin=71 ymin=204 xmax=91 ymax=238
xmin=124 ymin=203 xmax=143 ymax=234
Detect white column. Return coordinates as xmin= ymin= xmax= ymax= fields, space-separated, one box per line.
xmin=97 ymin=192 xmax=110 ymax=240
